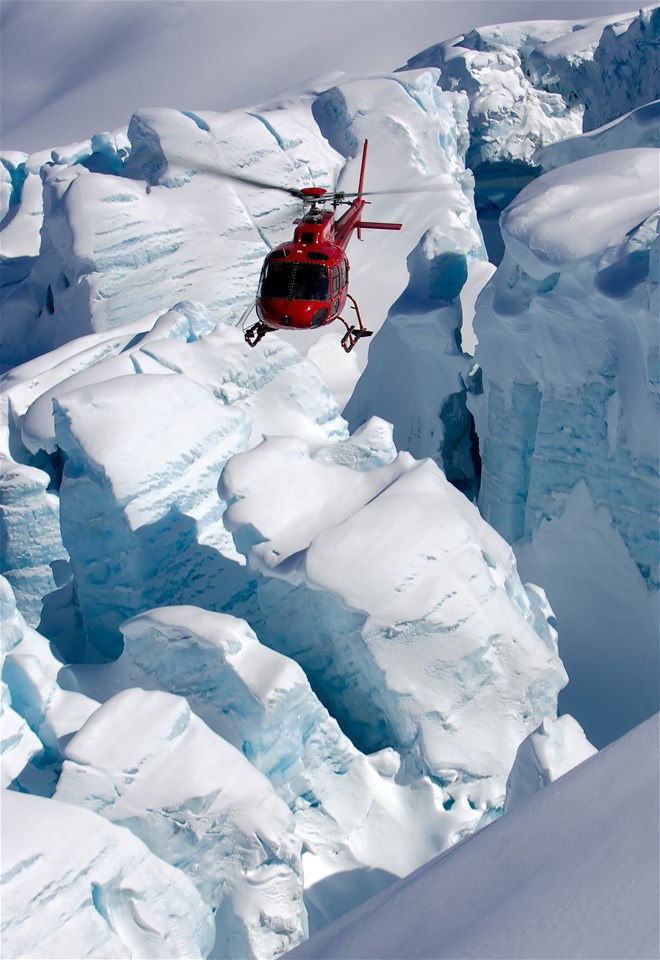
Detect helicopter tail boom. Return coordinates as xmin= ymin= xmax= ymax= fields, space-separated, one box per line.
xmin=356 ymin=221 xmax=402 ymax=231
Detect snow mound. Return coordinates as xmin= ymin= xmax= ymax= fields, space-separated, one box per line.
xmin=220 ymin=426 xmax=568 ymax=791
xmin=56 ymin=686 xmax=306 ymax=959
xmin=500 ymin=148 xmax=660 ymax=278
xmin=120 ymin=605 xmax=482 ymax=933
xmin=504 ymin=713 xmax=597 ymax=812
xmin=1 ymin=790 xmax=215 ymax=959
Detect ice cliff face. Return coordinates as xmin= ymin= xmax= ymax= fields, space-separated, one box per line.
xmin=470 ymin=146 xmax=659 ymax=746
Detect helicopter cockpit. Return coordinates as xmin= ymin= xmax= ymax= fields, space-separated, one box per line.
xmin=259 ymin=259 xmax=330 ymax=301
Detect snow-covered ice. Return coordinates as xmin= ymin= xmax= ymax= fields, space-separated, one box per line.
xmin=1 ymin=790 xmax=216 ymax=959
xmin=55 ymin=687 xmax=307 ymax=959
xmin=120 ymin=605 xmax=485 ymax=933
xmin=287 ymin=711 xmax=660 ymax=960
xmin=221 ymin=425 xmax=568 ymax=790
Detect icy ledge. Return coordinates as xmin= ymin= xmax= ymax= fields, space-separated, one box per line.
xmin=220 ymin=419 xmax=568 ymax=792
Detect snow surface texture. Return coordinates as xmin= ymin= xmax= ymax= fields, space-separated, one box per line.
xmin=220 ymin=425 xmax=567 ymax=790
xmin=120 ymin=605 xmax=497 ymax=935
xmin=55 ymin=687 xmax=307 ymax=959
xmin=1 ymin=790 xmax=216 ymax=959
xmin=286 ymin=711 xmax=660 ymax=960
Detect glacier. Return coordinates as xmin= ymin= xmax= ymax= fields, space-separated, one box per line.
xmin=119 ymin=605 xmax=477 ymax=934
xmin=1 ymin=6 xmax=658 ymax=959
xmin=55 ymin=687 xmax=307 ymax=959
xmin=1 ymin=789 xmax=216 ymax=959
xmin=469 ymin=145 xmax=660 ymax=746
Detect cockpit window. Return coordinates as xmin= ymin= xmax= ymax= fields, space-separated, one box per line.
xmin=260 ymin=260 xmax=329 ymax=301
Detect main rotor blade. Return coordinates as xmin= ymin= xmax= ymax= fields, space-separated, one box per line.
xmin=338 ymin=173 xmax=538 ymax=199
xmin=171 ymin=156 xmax=309 ymax=197
xmin=170 ymin=153 xmax=537 ymax=203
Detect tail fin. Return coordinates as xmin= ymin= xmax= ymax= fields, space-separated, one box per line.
xmin=355 ymin=141 xmax=402 ymax=237
xmin=357 ymin=141 xmax=368 ymax=240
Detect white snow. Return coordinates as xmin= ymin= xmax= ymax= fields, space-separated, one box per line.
xmin=1 ymin=790 xmax=215 ymax=959
xmin=286 ymin=712 xmax=660 ymax=960
xmin=500 ymin=148 xmax=660 ymax=279
xmin=55 ymin=687 xmax=307 ymax=960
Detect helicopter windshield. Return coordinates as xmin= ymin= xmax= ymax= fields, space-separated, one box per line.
xmin=260 ymin=260 xmax=330 ymax=301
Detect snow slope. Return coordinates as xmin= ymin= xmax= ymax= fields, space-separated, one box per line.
xmin=286 ymin=711 xmax=660 ymax=960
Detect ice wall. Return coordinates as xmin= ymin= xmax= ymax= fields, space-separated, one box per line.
xmin=470 ymin=147 xmax=660 ymax=746
xmin=344 ymin=225 xmax=485 ymax=499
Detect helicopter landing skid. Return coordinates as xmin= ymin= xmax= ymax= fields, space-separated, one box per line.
xmin=244 ymin=320 xmax=271 ymax=348
xmin=339 ymin=294 xmax=373 ymax=353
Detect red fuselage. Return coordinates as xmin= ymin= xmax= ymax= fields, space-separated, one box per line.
xmin=255 ymin=199 xmax=365 ymax=332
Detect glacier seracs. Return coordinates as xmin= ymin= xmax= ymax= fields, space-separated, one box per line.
xmin=1 ymin=8 xmax=658 ymax=958
xmin=220 ymin=422 xmax=568 ymax=792
xmin=40 ymin=311 xmax=345 ymax=661
xmin=1 ymin=789 xmax=215 ymax=959
xmin=469 ymin=146 xmax=660 ymax=745
xmin=401 ymin=11 xmax=658 ymax=170
xmin=119 ymin=604 xmax=480 ymax=933
xmin=0 ymin=576 xmax=98 ymax=789
xmin=55 ymin=687 xmax=307 ymax=960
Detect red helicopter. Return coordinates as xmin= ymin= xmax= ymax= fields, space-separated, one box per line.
xmin=240 ymin=140 xmax=402 ymax=353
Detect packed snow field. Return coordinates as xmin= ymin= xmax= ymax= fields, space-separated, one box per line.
xmin=1 ymin=7 xmax=659 ymax=960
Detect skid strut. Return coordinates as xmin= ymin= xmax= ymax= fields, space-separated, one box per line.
xmin=244 ymin=320 xmax=272 ymax=348
xmin=339 ymin=293 xmax=372 ymax=353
